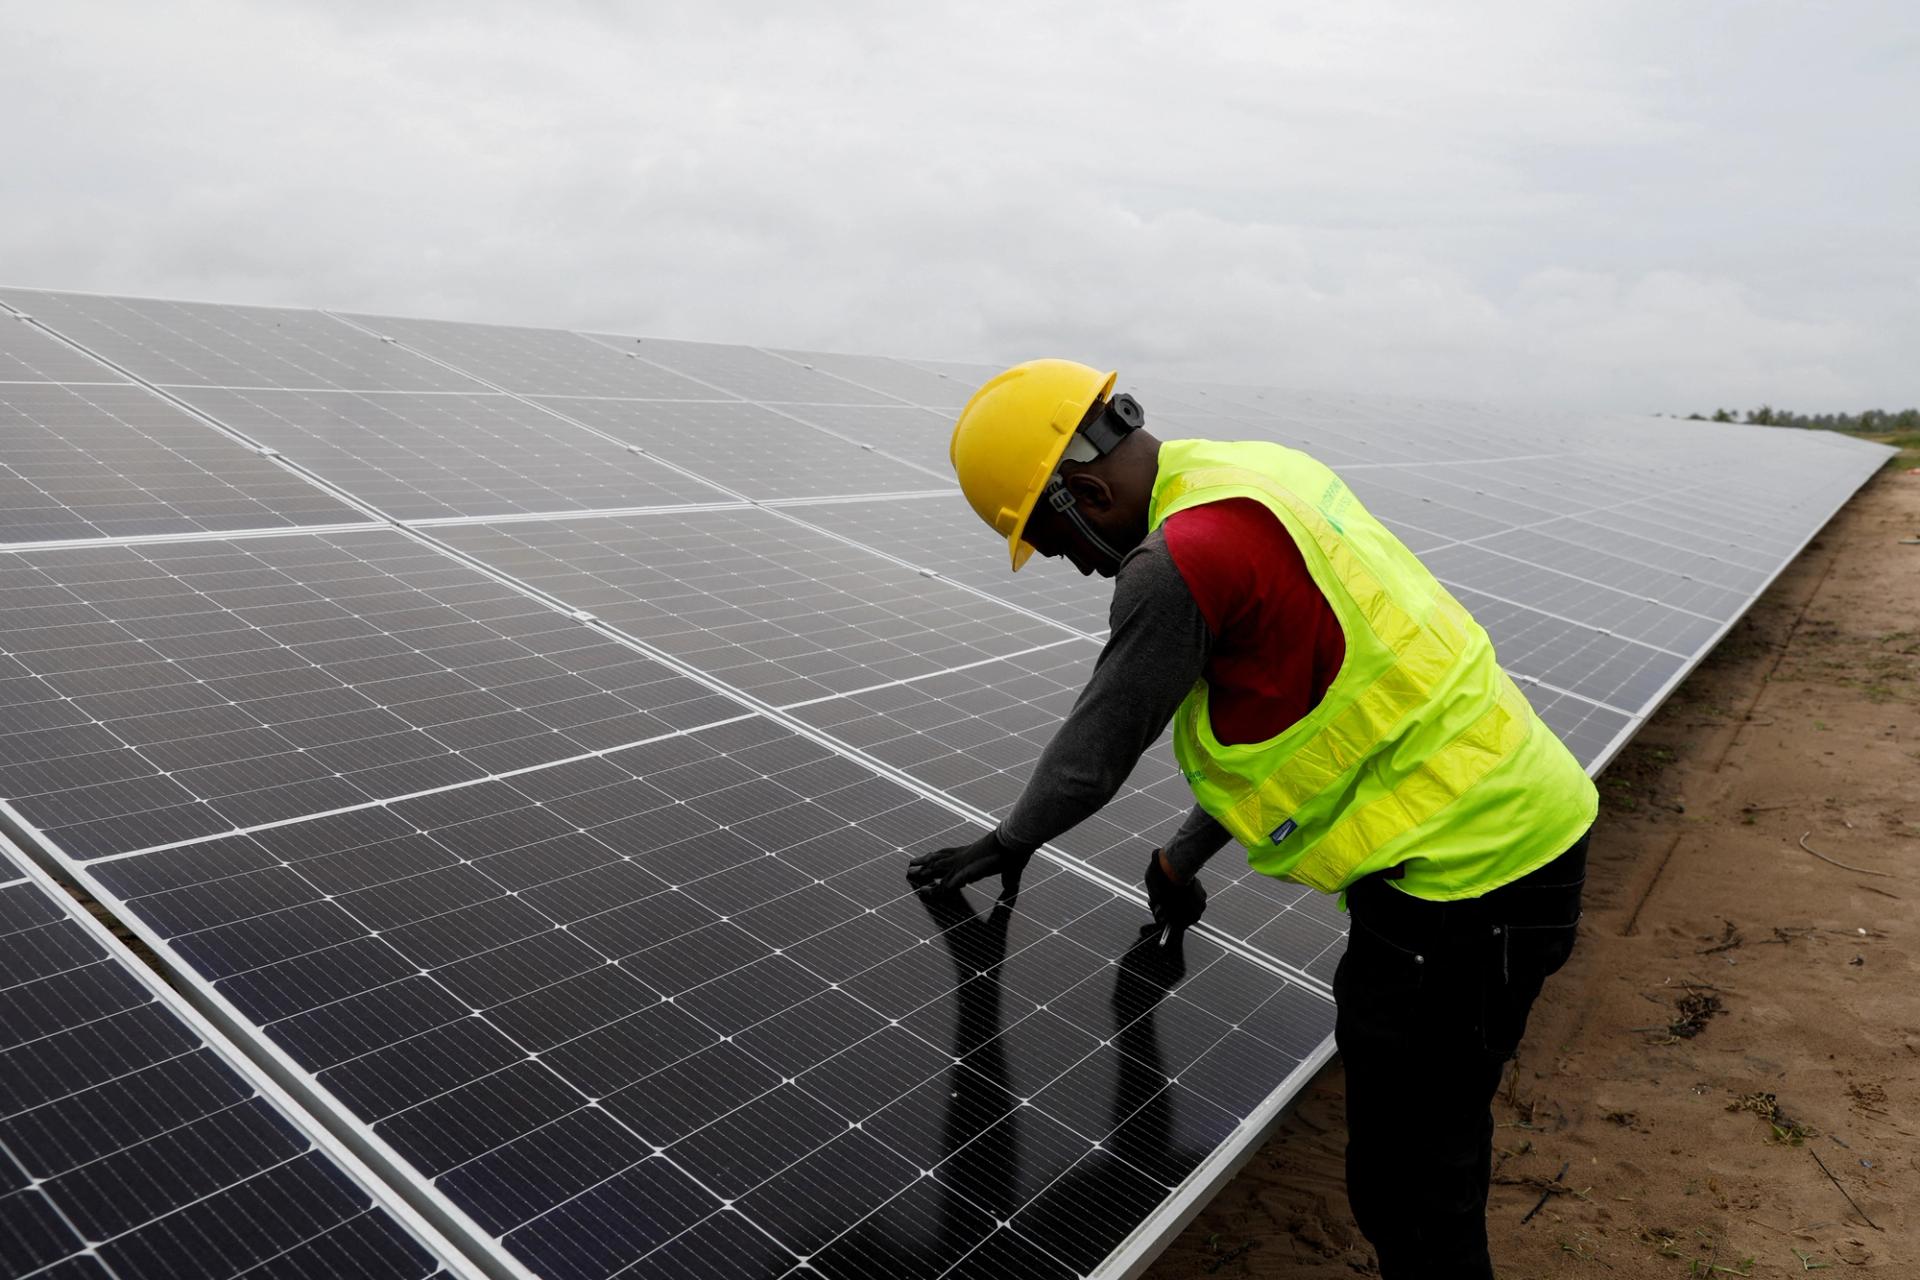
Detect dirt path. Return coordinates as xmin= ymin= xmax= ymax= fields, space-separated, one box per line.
xmin=1151 ymin=464 xmax=1920 ymax=1279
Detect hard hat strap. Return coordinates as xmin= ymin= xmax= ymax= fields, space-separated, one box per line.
xmin=1045 ymin=474 xmax=1127 ymax=565
xmin=1030 ymin=389 xmax=1143 ymax=568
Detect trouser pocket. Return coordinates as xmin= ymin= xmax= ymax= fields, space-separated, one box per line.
xmin=1479 ymin=847 xmax=1586 ymax=1058
xmin=1481 ymin=920 xmax=1578 ymax=1059
xmin=1341 ymin=910 xmax=1429 ymax=996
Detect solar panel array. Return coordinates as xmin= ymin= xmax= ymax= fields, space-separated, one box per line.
xmin=0 ymin=287 xmax=1891 ymax=1280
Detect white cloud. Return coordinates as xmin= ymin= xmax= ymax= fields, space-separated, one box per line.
xmin=0 ymin=0 xmax=1912 ymax=413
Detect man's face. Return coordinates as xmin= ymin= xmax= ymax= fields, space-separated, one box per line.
xmin=1022 ymin=498 xmax=1114 ymax=578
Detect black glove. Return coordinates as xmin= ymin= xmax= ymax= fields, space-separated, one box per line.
xmin=1144 ymin=847 xmax=1206 ymax=944
xmin=906 ymin=828 xmax=1034 ymax=899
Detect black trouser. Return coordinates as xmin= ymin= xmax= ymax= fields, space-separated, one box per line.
xmin=1333 ymin=831 xmax=1589 ymax=1280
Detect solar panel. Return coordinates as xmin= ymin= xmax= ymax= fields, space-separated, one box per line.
xmin=896 ymin=360 xmax=1004 ymax=401
xmin=0 ymin=832 xmax=459 ymax=1279
xmin=1423 ymin=542 xmax=1726 ymax=652
xmin=158 ymin=387 xmax=735 ymax=521
xmin=773 ymin=403 xmax=961 ymax=478
xmin=0 ymin=313 xmax=126 ymax=384
xmin=0 ymin=530 xmax=738 ymax=857
xmin=1447 ymin=586 xmax=1687 ymax=711
xmin=0 ymin=316 xmax=369 ymax=544
xmin=768 ymin=349 xmax=980 ymax=410
xmin=524 ymin=397 xmax=947 ymax=500
xmin=336 ymin=314 xmax=723 ymax=401
xmin=1509 ymin=684 xmax=1635 ymax=768
xmin=1144 ymin=383 xmax=1600 ymax=467
xmin=0 ymin=291 xmax=485 ymax=393
xmin=778 ymin=491 xmax=1115 ymax=636
xmin=0 ymin=286 xmax=1891 ymax=1279
xmin=581 ymin=334 xmax=904 ymax=406
xmin=431 ymin=507 xmax=1074 ymax=704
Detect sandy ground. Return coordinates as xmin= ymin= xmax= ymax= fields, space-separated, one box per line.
xmin=1152 ymin=461 xmax=1920 ymax=1279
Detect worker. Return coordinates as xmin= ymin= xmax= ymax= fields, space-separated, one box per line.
xmin=906 ymin=360 xmax=1597 ymax=1280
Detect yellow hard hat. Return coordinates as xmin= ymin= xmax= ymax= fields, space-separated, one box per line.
xmin=950 ymin=359 xmax=1118 ymax=571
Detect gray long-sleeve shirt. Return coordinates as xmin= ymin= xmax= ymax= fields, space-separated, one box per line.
xmin=995 ymin=529 xmax=1234 ymax=879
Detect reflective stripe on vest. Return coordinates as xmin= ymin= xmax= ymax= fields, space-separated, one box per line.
xmin=1151 ymin=440 xmax=1597 ymax=897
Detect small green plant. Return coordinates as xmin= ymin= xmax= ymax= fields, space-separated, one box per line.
xmin=1794 ymin=1248 xmax=1832 ymax=1271
xmin=1557 ymin=1232 xmax=1600 ymax=1262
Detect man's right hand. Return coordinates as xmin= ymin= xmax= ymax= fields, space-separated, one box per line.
xmin=1144 ymin=847 xmax=1206 ymax=943
xmin=906 ymin=829 xmax=1033 ymax=900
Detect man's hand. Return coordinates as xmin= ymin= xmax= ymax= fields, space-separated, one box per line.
xmin=1144 ymin=847 xmax=1206 ymax=944
xmin=906 ymin=829 xmax=1032 ymax=899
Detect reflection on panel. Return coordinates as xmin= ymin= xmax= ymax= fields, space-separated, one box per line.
xmin=787 ymin=645 xmax=1350 ymax=985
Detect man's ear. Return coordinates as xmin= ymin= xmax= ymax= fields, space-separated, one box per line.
xmin=1064 ymin=470 xmax=1114 ymax=513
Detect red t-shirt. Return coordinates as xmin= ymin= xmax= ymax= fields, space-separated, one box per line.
xmin=1161 ymin=498 xmax=1346 ymax=745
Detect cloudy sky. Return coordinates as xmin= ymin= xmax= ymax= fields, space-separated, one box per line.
xmin=3 ymin=1 xmax=1914 ymax=413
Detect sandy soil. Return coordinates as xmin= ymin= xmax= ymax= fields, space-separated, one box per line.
xmin=1152 ymin=462 xmax=1920 ymax=1279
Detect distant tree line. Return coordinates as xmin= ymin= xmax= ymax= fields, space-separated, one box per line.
xmin=1683 ymin=406 xmax=1920 ymax=432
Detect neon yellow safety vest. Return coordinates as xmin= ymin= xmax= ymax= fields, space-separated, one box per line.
xmin=1152 ymin=439 xmax=1598 ymax=900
